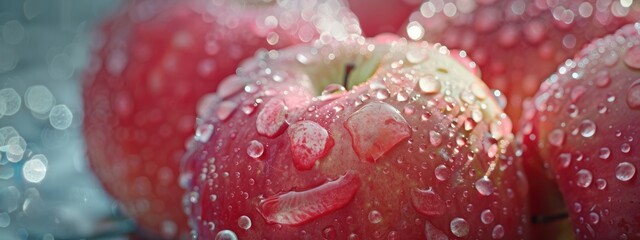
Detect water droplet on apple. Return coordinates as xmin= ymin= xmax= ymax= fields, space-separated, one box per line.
xmin=475 ymin=176 xmax=495 ymax=196
xmin=435 ymin=164 xmax=450 ymax=181
xmin=579 ymin=119 xmax=596 ymax=138
xmin=195 ymin=124 xmax=214 ymax=142
xmin=481 ymin=209 xmax=494 ymax=224
xmin=492 ymin=224 xmax=505 ymax=239
xmin=238 ymin=215 xmax=252 ymax=230
xmin=621 ymin=143 xmax=631 ymax=153
xmin=424 ymin=220 xmax=448 ymax=240
xmin=570 ymin=86 xmax=587 ymax=103
xmin=598 ymin=147 xmax=610 ymax=160
xmin=247 ymin=140 xmax=265 ymax=159
xmin=411 ymin=188 xmax=445 ymax=216
xmin=626 ymin=80 xmax=640 ymax=109
xmin=288 ymin=121 xmax=334 ymax=171
xmin=257 ymin=98 xmax=288 ymax=138
xmin=368 ymin=210 xmax=382 ymax=224
xmin=418 ymin=75 xmax=441 ymax=94
xmin=450 ymin=217 xmax=469 ymax=237
xmin=595 ymin=178 xmax=607 ymax=190
xmin=406 ymin=49 xmax=428 ymax=63
xmin=215 ymin=230 xmax=238 ymax=240
xmin=257 ymin=172 xmax=360 ymax=225
xmin=429 ymin=131 xmax=443 ymax=147
xmin=624 ymin=45 xmax=640 ymax=70
xmin=575 ymin=169 xmax=593 ymax=188
xmin=321 ymin=84 xmax=347 ymax=96
xmin=218 ymin=101 xmax=238 ymax=121
xmin=615 ymin=162 xmax=636 ymax=182
xmin=345 ymin=101 xmax=411 ymax=162
xmin=548 ymin=129 xmax=565 ymax=147
xmin=374 ymin=89 xmax=390 ymax=100
xmin=558 ymin=153 xmax=572 ymax=168
xmin=595 ymin=71 xmax=610 ymax=88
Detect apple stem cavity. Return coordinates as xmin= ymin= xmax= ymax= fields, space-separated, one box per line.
xmin=531 ymin=212 xmax=568 ymax=224
xmin=343 ymin=63 xmax=355 ymax=89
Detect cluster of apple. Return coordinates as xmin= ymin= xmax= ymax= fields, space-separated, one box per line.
xmin=82 ymin=0 xmax=640 ymax=239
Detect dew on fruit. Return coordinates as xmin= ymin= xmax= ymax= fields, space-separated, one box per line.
xmin=321 ymin=84 xmax=347 ymax=96
xmin=344 ymin=101 xmax=411 ymax=162
xmin=450 ymin=217 xmax=469 ymax=237
xmin=626 ymin=80 xmax=640 ymax=109
xmin=492 ymin=224 xmax=505 ymax=239
xmin=238 ymin=215 xmax=252 ymax=230
xmin=548 ymin=129 xmax=565 ymax=147
xmin=257 ymin=172 xmax=360 ymax=225
xmin=575 ymin=169 xmax=593 ymax=188
xmin=429 ymin=131 xmax=443 ymax=147
xmin=598 ymin=147 xmax=611 ymax=160
xmin=322 ymin=226 xmax=336 ymax=239
xmin=217 ymin=101 xmax=238 ymax=121
xmin=589 ymin=212 xmax=600 ymax=225
xmin=475 ymin=176 xmax=495 ymax=196
xmin=247 ymin=140 xmax=265 ymax=159
xmin=411 ymin=188 xmax=445 ymax=216
xmin=195 ymin=124 xmax=214 ymax=143
xmin=615 ymin=162 xmax=636 ymax=182
xmin=0 ymin=88 xmax=21 ymax=117
xmin=481 ymin=209 xmax=494 ymax=224
xmin=595 ymin=178 xmax=607 ymax=190
xmin=579 ymin=119 xmax=596 ymax=138
xmin=570 ymin=86 xmax=587 ymax=103
xmin=215 ymin=230 xmax=238 ymax=240
xmin=558 ymin=153 xmax=572 ymax=168
xmin=288 ymin=120 xmax=333 ymax=171
xmin=418 ymin=75 xmax=441 ymax=94
xmin=374 ymin=89 xmax=390 ymax=100
xmin=257 ymin=98 xmax=288 ymax=138
xmin=368 ymin=210 xmax=382 ymax=224
xmin=573 ymin=202 xmax=582 ymax=213
xmin=621 ymin=143 xmax=631 ymax=153
xmin=406 ymin=48 xmax=428 ymax=63
xmin=624 ymin=45 xmax=640 ymax=69
xmin=434 ymin=164 xmax=450 ymax=181
xmin=424 ymin=220 xmax=449 ymax=240
xmin=23 ymin=154 xmax=47 ymax=183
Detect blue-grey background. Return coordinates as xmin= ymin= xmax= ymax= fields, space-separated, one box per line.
xmin=0 ymin=1 xmax=127 ymax=239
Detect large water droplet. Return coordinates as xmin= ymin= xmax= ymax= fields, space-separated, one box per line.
xmin=492 ymin=224 xmax=505 ymax=239
xmin=345 ymin=102 xmax=411 ymax=162
xmin=195 ymin=124 xmax=214 ymax=143
xmin=450 ymin=217 xmax=469 ymax=237
xmin=238 ymin=215 xmax=252 ymax=230
xmin=368 ymin=210 xmax=382 ymax=224
xmin=624 ymin=45 xmax=640 ymax=70
xmin=475 ymin=176 xmax=495 ymax=196
xmin=418 ymin=75 xmax=441 ymax=94
xmin=424 ymin=220 xmax=449 ymax=240
xmin=481 ymin=209 xmax=494 ymax=224
xmin=575 ymin=169 xmax=593 ymax=188
xmin=247 ymin=140 xmax=265 ymax=159
xmin=615 ymin=162 xmax=636 ymax=182
xmin=626 ymin=80 xmax=640 ymax=109
xmin=215 ymin=230 xmax=238 ymax=240
xmin=548 ymin=129 xmax=565 ymax=147
xmin=411 ymin=188 xmax=445 ymax=216
xmin=434 ymin=164 xmax=450 ymax=181
xmin=429 ymin=131 xmax=443 ymax=147
xmin=257 ymin=172 xmax=360 ymax=225
xmin=257 ymin=98 xmax=288 ymax=138
xmin=579 ymin=119 xmax=596 ymax=138
xmin=598 ymin=148 xmax=610 ymax=160
xmin=288 ymin=121 xmax=334 ymax=171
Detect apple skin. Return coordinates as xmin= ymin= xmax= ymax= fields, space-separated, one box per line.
xmin=82 ymin=0 xmax=361 ymax=238
xmin=346 ymin=0 xmax=421 ymax=37
xmin=181 ymin=35 xmax=530 ymax=239
xmin=400 ymin=0 xmax=640 ymax=124
xmin=519 ymin=23 xmax=640 ymax=239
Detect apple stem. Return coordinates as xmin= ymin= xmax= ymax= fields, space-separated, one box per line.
xmin=343 ymin=63 xmax=355 ymax=89
xmin=531 ymin=212 xmax=568 ymax=224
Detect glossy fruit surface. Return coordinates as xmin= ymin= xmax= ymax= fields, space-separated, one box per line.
xmin=520 ymin=23 xmax=640 ymax=239
xmin=401 ymin=0 xmax=640 ymax=122
xmin=182 ymin=35 xmax=530 ymax=239
xmin=82 ymin=0 xmax=360 ymax=238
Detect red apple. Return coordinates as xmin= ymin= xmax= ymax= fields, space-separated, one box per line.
xmin=346 ymin=0 xmax=421 ymax=37
xmin=181 ymin=35 xmax=530 ymax=239
xmin=82 ymin=0 xmax=361 ymax=238
xmin=400 ymin=0 xmax=640 ymax=123
xmin=519 ymin=23 xmax=640 ymax=239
